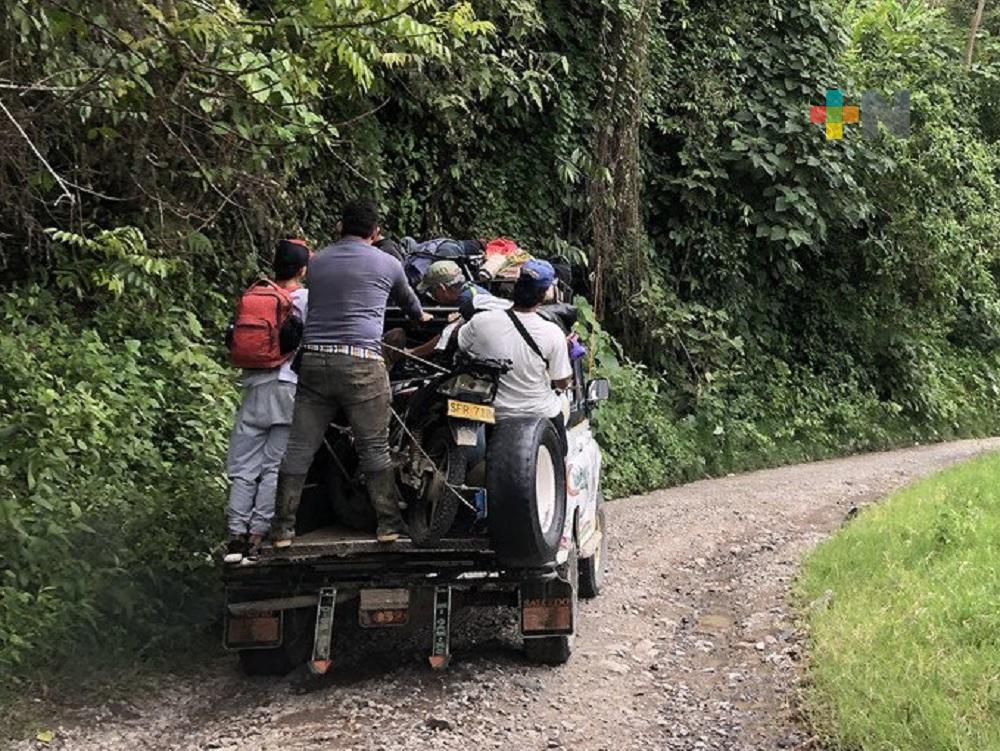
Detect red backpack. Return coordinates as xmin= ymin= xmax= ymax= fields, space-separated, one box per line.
xmin=228 ymin=279 xmax=295 ymax=369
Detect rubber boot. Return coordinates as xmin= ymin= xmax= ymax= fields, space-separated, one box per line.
xmin=270 ymin=473 xmax=307 ymax=548
xmin=367 ymin=468 xmax=406 ymax=543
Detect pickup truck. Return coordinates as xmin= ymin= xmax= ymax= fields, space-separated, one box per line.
xmin=223 ymin=291 xmax=609 ymax=675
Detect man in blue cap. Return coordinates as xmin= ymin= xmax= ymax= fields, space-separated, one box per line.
xmin=457 ymin=259 xmax=572 ymax=440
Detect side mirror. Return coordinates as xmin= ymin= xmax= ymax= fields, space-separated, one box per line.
xmin=586 ymin=378 xmax=610 ymax=404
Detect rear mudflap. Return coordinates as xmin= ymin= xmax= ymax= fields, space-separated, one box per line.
xmin=519 ymin=574 xmax=575 ymax=638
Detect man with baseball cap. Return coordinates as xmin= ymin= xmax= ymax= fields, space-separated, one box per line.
xmin=404 ymin=261 xmax=508 ymax=359
xmin=418 ymin=260 xmax=497 ymax=321
xmin=457 ymin=259 xmax=572 ymax=440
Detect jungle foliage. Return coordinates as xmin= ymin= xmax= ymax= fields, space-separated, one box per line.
xmin=3 ymin=0 xmax=1000 ymax=677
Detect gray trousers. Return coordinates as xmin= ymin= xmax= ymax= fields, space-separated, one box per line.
xmin=226 ymin=380 xmax=296 ymax=535
xmin=279 ymin=351 xmax=392 ymax=477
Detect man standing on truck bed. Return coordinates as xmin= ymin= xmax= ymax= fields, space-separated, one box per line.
xmin=224 ymin=239 xmax=311 ymax=565
xmin=457 ymin=259 xmax=573 ymax=445
xmin=272 ymin=200 xmax=432 ymax=546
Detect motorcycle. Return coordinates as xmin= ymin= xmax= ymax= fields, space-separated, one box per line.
xmin=313 ymin=354 xmax=508 ymax=547
xmin=392 ymin=354 xmax=509 ymax=545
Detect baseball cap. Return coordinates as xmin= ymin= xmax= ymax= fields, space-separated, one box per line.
xmin=418 ymin=260 xmax=464 ymax=291
xmin=518 ymin=259 xmax=557 ymax=289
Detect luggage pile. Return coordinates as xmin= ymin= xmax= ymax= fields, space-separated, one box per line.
xmin=398 ymin=234 xmax=571 ymax=301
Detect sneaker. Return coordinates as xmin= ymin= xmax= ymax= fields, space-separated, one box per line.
xmin=241 ymin=535 xmax=263 ymax=565
xmin=223 ymin=534 xmax=246 ymax=564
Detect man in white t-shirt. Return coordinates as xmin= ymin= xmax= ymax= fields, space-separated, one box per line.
xmin=457 ymin=260 xmax=572 ymax=438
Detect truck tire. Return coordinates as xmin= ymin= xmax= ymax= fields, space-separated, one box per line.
xmin=487 ymin=417 xmax=567 ymax=568
xmin=238 ymin=607 xmax=314 ymax=676
xmin=578 ymin=497 xmax=607 ymax=599
xmin=524 ymin=633 xmax=573 ymax=665
xmin=408 ymin=427 xmax=466 ymax=546
xmin=524 ymin=543 xmax=577 ymax=665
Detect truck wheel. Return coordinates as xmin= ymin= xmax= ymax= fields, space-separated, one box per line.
xmin=487 ymin=417 xmax=567 ymax=567
xmin=238 ymin=607 xmax=314 ymax=676
xmin=578 ymin=497 xmax=607 ymax=599
xmin=524 ymin=634 xmax=573 ymax=665
xmin=408 ymin=428 xmax=466 ymax=546
xmin=524 ymin=544 xmax=577 ymax=665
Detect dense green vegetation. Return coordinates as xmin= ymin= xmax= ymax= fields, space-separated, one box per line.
xmin=798 ymin=450 xmax=1000 ymax=750
xmin=3 ymin=0 xmax=1000 ymax=686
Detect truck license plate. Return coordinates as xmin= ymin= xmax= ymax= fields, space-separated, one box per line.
xmin=447 ymin=400 xmax=495 ymax=424
xmin=359 ymin=588 xmax=410 ymax=628
xmin=225 ymin=611 xmax=281 ymax=649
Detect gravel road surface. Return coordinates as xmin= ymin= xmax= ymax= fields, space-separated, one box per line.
xmin=18 ymin=439 xmax=1000 ymax=751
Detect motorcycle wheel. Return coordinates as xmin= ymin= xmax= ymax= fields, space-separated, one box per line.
xmin=408 ymin=426 xmax=467 ymax=547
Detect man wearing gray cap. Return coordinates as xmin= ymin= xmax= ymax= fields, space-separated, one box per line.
xmin=418 ymin=260 xmax=497 ymax=321
xmin=409 ymin=261 xmax=509 ymax=358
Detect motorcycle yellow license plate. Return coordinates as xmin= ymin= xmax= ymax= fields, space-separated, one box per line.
xmin=447 ymin=400 xmax=496 ymax=424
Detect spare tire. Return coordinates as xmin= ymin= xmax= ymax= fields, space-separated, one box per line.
xmin=486 ymin=417 xmax=567 ymax=567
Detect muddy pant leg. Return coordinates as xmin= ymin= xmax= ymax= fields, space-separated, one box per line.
xmin=338 ymin=361 xmax=400 ymax=538
xmin=340 ymin=383 xmax=400 ymax=538
xmin=279 ymin=358 xmax=336 ymax=476
xmin=273 ymin=357 xmax=337 ymax=539
xmin=338 ymin=360 xmax=392 ymax=474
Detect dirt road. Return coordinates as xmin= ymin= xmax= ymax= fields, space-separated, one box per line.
xmin=20 ymin=439 xmax=1000 ymax=751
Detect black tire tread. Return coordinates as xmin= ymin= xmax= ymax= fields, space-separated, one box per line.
xmin=524 ymin=636 xmax=572 ymax=665
xmin=408 ymin=432 xmax=467 ymax=547
xmin=486 ymin=418 xmax=567 ymax=567
xmin=578 ymin=503 xmax=607 ymax=599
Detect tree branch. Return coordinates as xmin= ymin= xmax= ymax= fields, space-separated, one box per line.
xmin=965 ymin=0 xmax=987 ymax=70
xmin=238 ymin=0 xmax=429 ymax=30
xmin=0 ymin=94 xmax=75 ymax=206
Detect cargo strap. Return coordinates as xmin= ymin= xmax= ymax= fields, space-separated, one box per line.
xmin=507 ymin=310 xmax=549 ymax=369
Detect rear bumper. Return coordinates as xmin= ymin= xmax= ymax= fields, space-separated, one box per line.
xmin=223 ymin=544 xmax=557 ymax=599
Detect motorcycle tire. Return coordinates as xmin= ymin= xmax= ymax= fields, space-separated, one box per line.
xmin=486 ymin=417 xmax=567 ymax=568
xmin=408 ymin=427 xmax=467 ymax=547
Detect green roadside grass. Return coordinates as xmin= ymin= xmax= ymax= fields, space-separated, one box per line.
xmin=797 ymin=451 xmax=1000 ymax=751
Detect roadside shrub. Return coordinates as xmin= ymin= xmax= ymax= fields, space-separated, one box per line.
xmin=0 ymin=231 xmax=237 ymax=675
xmin=591 ymin=360 xmax=702 ymax=497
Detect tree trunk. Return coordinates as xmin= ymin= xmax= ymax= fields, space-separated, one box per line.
xmin=588 ymin=0 xmax=654 ymax=355
xmin=965 ymin=0 xmax=987 ymax=70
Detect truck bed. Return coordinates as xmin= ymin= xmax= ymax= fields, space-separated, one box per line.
xmin=256 ymin=525 xmax=492 ymax=562
xmin=222 ymin=525 xmax=501 ymax=592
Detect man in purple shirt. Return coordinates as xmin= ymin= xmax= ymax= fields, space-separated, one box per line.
xmin=272 ymin=201 xmax=431 ymax=546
